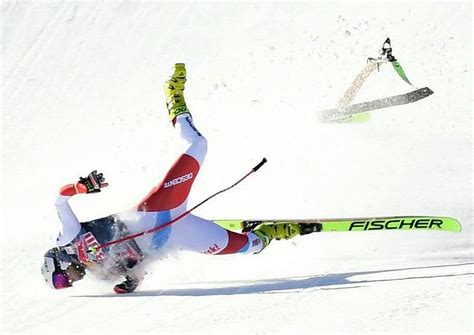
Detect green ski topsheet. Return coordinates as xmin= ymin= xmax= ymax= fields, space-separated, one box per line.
xmin=214 ymin=216 xmax=461 ymax=233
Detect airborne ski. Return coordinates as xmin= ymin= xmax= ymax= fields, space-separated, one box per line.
xmin=215 ymin=216 xmax=461 ymax=233
xmin=320 ymin=87 xmax=434 ymax=121
xmin=320 ymin=38 xmax=433 ymax=123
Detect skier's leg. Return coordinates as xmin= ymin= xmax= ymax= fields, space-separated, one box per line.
xmin=167 ymin=214 xmax=265 ymax=255
xmin=174 ymin=114 xmax=207 ymax=166
xmin=134 ymin=64 xmax=206 ymax=214
xmin=134 ymin=114 xmax=206 ymax=213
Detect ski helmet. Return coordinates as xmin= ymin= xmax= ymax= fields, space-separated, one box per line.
xmin=41 ymin=247 xmax=86 ymax=289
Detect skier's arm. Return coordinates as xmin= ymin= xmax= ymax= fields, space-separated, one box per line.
xmin=55 ymin=188 xmax=82 ymax=246
xmin=55 ymin=171 xmax=109 ymax=246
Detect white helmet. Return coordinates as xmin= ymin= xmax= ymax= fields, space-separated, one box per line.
xmin=41 ymin=247 xmax=86 ymax=289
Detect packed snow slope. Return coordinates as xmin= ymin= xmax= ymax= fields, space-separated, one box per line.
xmin=2 ymin=1 xmax=472 ymax=334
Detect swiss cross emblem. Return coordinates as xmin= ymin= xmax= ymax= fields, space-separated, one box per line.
xmin=75 ymin=232 xmax=106 ymax=263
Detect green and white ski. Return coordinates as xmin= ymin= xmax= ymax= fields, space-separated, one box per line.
xmin=215 ymin=216 xmax=461 ymax=233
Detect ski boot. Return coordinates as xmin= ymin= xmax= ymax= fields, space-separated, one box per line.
xmin=253 ymin=222 xmax=322 ymax=250
xmin=113 ymin=275 xmax=140 ymax=294
xmin=164 ymin=63 xmax=190 ymax=121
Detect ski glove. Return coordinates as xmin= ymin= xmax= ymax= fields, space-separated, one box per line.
xmin=78 ymin=170 xmax=108 ymax=193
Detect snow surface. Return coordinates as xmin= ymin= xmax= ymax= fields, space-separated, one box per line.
xmin=1 ymin=1 xmax=473 ymax=334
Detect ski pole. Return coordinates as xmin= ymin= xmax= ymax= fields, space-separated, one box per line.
xmin=91 ymin=158 xmax=267 ymax=253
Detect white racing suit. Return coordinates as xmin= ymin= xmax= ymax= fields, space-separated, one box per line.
xmin=55 ymin=114 xmax=264 ymax=281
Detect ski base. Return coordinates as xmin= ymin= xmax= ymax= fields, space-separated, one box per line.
xmin=320 ymin=87 xmax=434 ymax=122
xmin=214 ymin=216 xmax=461 ymax=233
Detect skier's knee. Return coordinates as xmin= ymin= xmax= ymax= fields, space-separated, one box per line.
xmin=190 ymin=136 xmax=207 ymax=157
xmin=184 ymin=136 xmax=207 ymax=166
xmin=195 ymin=136 xmax=207 ymax=155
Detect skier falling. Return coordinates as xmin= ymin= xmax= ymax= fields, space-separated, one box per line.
xmin=41 ymin=64 xmax=317 ymax=294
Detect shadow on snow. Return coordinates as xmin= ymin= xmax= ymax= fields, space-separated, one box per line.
xmin=73 ymin=262 xmax=473 ymax=298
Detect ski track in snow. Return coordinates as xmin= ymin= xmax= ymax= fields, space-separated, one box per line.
xmin=1 ymin=1 xmax=472 ymax=334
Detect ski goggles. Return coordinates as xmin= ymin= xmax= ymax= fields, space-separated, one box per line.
xmin=53 ymin=261 xmax=86 ymax=289
xmin=52 ymin=270 xmax=72 ymax=289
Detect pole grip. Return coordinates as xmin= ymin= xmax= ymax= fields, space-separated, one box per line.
xmin=252 ymin=157 xmax=267 ymax=172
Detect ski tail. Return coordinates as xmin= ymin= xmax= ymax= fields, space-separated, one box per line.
xmin=214 ymin=216 xmax=461 ymax=233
